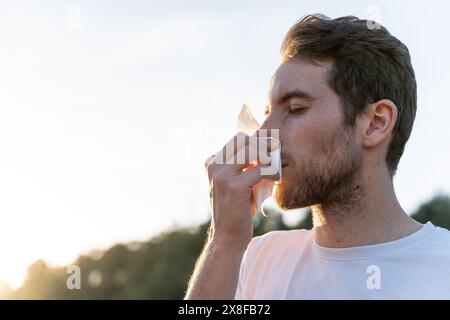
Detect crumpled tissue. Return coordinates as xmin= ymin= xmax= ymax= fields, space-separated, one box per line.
xmin=236 ymin=104 xmax=282 ymax=215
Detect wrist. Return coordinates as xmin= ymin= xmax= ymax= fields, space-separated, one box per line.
xmin=210 ymin=235 xmax=251 ymax=252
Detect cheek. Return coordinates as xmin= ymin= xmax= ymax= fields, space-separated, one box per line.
xmin=282 ymin=116 xmax=329 ymax=153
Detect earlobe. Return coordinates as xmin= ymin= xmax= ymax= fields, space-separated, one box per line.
xmin=362 ymin=99 xmax=397 ymax=148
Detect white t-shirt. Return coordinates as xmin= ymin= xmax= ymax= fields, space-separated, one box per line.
xmin=234 ymin=222 xmax=450 ymax=299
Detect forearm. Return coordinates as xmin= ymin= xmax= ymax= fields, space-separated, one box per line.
xmin=184 ymin=237 xmax=246 ymax=300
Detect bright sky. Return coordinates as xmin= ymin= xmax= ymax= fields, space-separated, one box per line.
xmin=1 ymin=0 xmax=449 ymax=291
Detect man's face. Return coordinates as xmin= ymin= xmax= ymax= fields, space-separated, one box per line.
xmin=262 ymin=58 xmax=363 ymax=210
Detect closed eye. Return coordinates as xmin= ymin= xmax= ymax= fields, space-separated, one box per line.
xmin=289 ymin=105 xmax=308 ymax=114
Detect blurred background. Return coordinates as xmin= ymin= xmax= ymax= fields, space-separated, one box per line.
xmin=1 ymin=0 xmax=449 ymax=299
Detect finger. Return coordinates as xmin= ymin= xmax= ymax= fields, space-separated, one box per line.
xmin=206 ymin=134 xmax=279 ymax=167
xmin=237 ymin=163 xmax=279 ymax=188
xmin=253 ymin=137 xmax=280 ymax=166
xmin=224 ymin=140 xmax=273 ymax=174
xmin=205 ymin=132 xmax=249 ymax=176
xmin=205 ymin=132 xmax=249 ymax=167
xmin=215 ymin=132 xmax=250 ymax=164
xmin=253 ymin=130 xmax=281 ymax=152
xmin=205 ymin=134 xmax=281 ymax=180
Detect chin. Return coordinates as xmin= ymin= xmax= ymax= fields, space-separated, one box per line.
xmin=273 ymin=182 xmax=308 ymax=211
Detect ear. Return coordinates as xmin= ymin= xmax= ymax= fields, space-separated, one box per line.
xmin=360 ymin=99 xmax=398 ymax=148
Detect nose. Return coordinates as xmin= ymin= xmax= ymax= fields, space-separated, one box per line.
xmin=259 ymin=114 xmax=281 ymax=139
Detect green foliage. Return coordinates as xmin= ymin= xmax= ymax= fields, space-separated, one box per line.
xmin=9 ymin=225 xmax=210 ymax=300
xmin=7 ymin=194 xmax=450 ymax=299
xmin=411 ymin=193 xmax=450 ymax=230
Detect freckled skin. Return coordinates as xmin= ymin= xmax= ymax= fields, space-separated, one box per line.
xmin=261 ymin=58 xmax=363 ymax=210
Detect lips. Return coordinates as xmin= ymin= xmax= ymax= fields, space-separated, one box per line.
xmin=280 ymin=150 xmax=295 ymax=169
xmin=281 ymin=153 xmax=291 ymax=168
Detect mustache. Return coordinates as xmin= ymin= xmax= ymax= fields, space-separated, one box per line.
xmin=281 ymin=151 xmax=296 ymax=166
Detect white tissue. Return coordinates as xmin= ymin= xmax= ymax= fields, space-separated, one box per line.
xmin=237 ymin=104 xmax=261 ymax=135
xmin=236 ymin=104 xmax=282 ymax=215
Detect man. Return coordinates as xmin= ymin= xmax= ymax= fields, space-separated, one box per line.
xmin=185 ymin=14 xmax=450 ymax=299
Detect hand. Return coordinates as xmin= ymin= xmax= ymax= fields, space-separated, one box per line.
xmin=205 ymin=132 xmax=279 ymax=250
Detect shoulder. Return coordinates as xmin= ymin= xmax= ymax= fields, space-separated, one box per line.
xmin=245 ymin=228 xmax=313 ymax=259
xmin=426 ymin=224 xmax=450 ymax=251
xmin=398 ymin=223 xmax=450 ymax=264
xmin=252 ymin=228 xmax=311 ymax=243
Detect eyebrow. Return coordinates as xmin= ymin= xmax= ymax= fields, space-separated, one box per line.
xmin=265 ymin=89 xmax=316 ymax=115
xmin=278 ymin=89 xmax=315 ymax=104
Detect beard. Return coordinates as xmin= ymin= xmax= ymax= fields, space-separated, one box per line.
xmin=274 ymin=124 xmax=363 ymax=211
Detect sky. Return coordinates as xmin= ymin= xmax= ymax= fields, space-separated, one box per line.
xmin=0 ymin=0 xmax=450 ymax=291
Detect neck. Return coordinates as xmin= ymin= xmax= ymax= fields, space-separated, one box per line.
xmin=312 ymin=167 xmax=422 ymax=248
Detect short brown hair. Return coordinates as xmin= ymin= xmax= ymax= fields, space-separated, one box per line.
xmin=281 ymin=14 xmax=417 ymax=177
